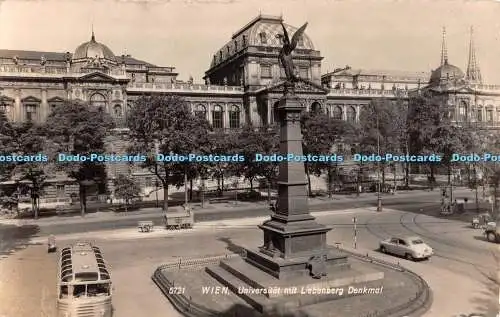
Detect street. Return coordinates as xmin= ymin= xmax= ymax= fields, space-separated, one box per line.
xmin=5 ymin=188 xmax=475 ymax=236
xmin=0 ymin=188 xmax=498 ymax=317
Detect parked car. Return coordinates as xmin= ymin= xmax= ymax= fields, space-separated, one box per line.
xmin=379 ymin=236 xmax=433 ymax=261
xmin=484 ymin=222 xmax=500 ymax=243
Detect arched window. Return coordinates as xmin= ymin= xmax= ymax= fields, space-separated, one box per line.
xmin=194 ymin=104 xmax=207 ymax=120
xmin=346 ymin=106 xmax=356 ymax=123
xmin=90 ymin=93 xmax=106 ymax=111
xmin=113 ymin=105 xmax=122 ymax=117
xmin=332 ymin=106 xmax=343 ymax=120
xmin=487 ymin=106 xmax=494 ymax=122
xmin=458 ymin=101 xmax=467 ymax=122
xmin=259 ymin=32 xmax=267 ymax=44
xmin=212 ymin=105 xmax=224 ymax=129
xmin=477 ymin=107 xmax=482 ymax=122
xmin=272 ymin=101 xmax=280 ymax=124
xmin=310 ymin=102 xmax=321 ymax=114
xmin=229 ymin=105 xmax=240 ymax=129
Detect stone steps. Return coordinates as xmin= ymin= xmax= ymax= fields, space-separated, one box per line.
xmin=206 ymin=256 xmax=385 ymax=315
xmin=206 ymin=265 xmax=273 ymax=313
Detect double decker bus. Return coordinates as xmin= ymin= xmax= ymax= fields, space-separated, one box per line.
xmin=57 ymin=242 xmax=113 ymax=317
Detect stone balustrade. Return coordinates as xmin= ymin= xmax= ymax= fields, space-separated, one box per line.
xmin=327 ymin=88 xmax=409 ymax=98
xmin=127 ymin=82 xmax=244 ymax=94
xmin=0 ymin=65 xmax=126 ymax=78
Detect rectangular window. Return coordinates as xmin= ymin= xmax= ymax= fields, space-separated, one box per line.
xmin=260 ymin=65 xmax=271 ymax=78
xmin=212 ymin=111 xmax=223 ymax=129
xmin=487 ymin=110 xmax=493 ymax=122
xmin=299 ymin=67 xmax=309 ymax=79
xmin=56 ymin=185 xmax=65 ymax=198
xmin=25 ymin=104 xmax=38 ymax=122
xmin=229 ymin=111 xmax=240 ymax=129
xmin=145 ymin=177 xmax=152 ymax=187
xmin=477 ymin=110 xmax=482 ymax=122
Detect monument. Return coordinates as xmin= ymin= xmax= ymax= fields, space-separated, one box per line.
xmin=153 ymin=20 xmax=431 ymax=317
xmin=204 ymin=21 xmax=384 ymax=313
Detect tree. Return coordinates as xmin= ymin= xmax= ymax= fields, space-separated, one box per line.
xmin=113 ymin=174 xmax=141 ymax=212
xmin=0 ymin=110 xmax=16 ymax=181
xmin=301 ymin=112 xmax=350 ymax=196
xmin=9 ymin=121 xmax=57 ymax=219
xmin=127 ymin=95 xmax=210 ymax=212
xmin=206 ymin=131 xmax=238 ymax=196
xmin=234 ymin=126 xmax=279 ymax=202
xmin=0 ymin=110 xmax=17 ymax=212
xmin=358 ymin=99 xmax=408 ymax=190
xmin=44 ymin=101 xmax=115 ymax=216
xmin=408 ymin=92 xmax=472 ymax=190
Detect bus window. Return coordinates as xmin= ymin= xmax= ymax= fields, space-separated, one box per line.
xmin=73 ymin=285 xmax=86 ymax=298
xmin=87 ymin=283 xmax=110 ymax=296
xmin=60 ymin=285 xmax=69 ymax=299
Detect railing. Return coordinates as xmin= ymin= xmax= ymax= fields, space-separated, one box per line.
xmin=127 ymin=82 xmax=244 ymax=93
xmin=0 ymin=65 xmax=126 ymax=77
xmin=147 ymin=67 xmax=176 ymax=73
xmin=469 ymin=83 xmax=500 ymax=91
xmin=327 ymin=88 xmax=409 ymax=98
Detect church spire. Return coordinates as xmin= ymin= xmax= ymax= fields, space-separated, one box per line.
xmin=466 ymin=26 xmax=482 ymax=83
xmin=91 ymin=24 xmax=95 ymax=42
xmin=440 ymin=27 xmax=448 ymax=65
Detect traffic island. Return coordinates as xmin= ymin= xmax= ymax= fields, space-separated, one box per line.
xmin=152 ymin=250 xmax=432 ymax=317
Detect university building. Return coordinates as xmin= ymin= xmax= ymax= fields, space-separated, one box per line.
xmin=0 ymin=15 xmax=499 ymax=202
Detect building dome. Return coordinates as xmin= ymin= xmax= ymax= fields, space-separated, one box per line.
xmin=210 ymin=15 xmax=315 ymax=68
xmin=73 ymin=32 xmax=116 ymax=62
xmin=429 ymin=60 xmax=464 ymax=85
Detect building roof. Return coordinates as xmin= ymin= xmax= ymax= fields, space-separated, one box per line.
xmin=0 ymin=49 xmax=156 ymax=67
xmin=73 ymin=32 xmax=116 ymax=62
xmin=324 ymin=67 xmax=430 ymax=81
xmin=210 ymin=15 xmax=315 ymax=68
xmin=429 ymin=60 xmax=465 ymax=85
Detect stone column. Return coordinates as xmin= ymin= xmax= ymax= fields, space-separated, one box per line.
xmin=41 ymin=89 xmax=49 ymax=122
xmin=14 ymin=89 xmax=22 ymax=122
xmin=223 ymin=103 xmax=229 ymax=129
xmin=267 ymin=99 xmax=272 ymax=125
xmin=255 ymin=82 xmax=331 ymax=261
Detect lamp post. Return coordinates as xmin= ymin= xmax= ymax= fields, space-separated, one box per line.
xmin=155 ymin=180 xmax=159 ymax=208
xmin=376 ymin=113 xmax=382 ymax=212
xmin=474 ymin=166 xmax=479 ymax=213
xmin=184 ymin=168 xmax=189 ymax=207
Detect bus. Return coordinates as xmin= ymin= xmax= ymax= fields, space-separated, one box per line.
xmin=57 ymin=242 xmax=113 ymax=317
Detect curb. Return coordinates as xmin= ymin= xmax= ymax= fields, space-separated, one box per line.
xmin=151 ymin=248 xmax=433 ymax=317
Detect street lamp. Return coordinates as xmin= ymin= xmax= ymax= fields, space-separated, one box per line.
xmin=376 ymin=113 xmax=382 ymax=212
xmin=474 ymin=166 xmax=479 ymax=213
xmin=154 ymin=180 xmax=159 ymax=208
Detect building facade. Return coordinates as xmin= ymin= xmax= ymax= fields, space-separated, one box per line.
xmin=0 ymin=16 xmax=499 ymax=201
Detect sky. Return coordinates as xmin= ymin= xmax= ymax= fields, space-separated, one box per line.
xmin=0 ymin=0 xmax=499 ymax=83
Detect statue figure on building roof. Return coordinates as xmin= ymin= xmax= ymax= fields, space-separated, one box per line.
xmin=13 ymin=56 xmax=18 ymax=65
xmin=40 ymin=55 xmax=46 ymax=66
xmin=276 ymin=22 xmax=308 ymax=83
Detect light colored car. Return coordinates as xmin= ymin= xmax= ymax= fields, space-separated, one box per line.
xmin=379 ymin=236 xmax=433 ymax=261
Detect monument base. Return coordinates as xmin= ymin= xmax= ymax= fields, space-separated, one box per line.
xmin=205 ymin=254 xmax=384 ymax=314
xmin=245 ymin=247 xmax=350 ymax=279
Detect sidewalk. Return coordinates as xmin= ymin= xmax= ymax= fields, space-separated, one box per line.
xmin=28 ymin=207 xmax=379 ymax=243
xmin=1 ymin=187 xmax=472 ymax=227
